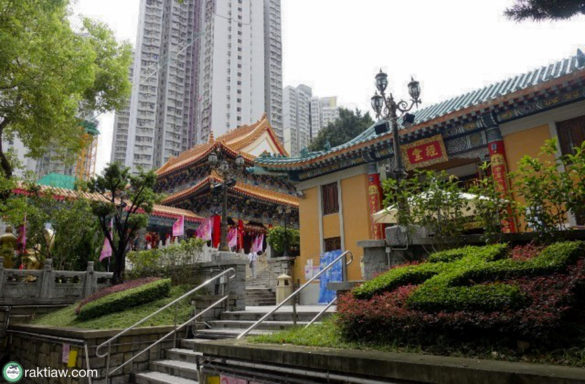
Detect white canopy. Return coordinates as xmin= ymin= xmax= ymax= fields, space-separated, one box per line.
xmin=372 ymin=192 xmax=493 ymax=224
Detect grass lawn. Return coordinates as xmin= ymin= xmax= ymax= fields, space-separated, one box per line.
xmin=251 ymin=317 xmax=585 ymax=368
xmin=32 ymin=286 xmax=194 ymax=330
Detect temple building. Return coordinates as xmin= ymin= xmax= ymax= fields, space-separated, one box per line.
xmin=155 ymin=114 xmax=300 ymax=250
xmin=253 ymin=49 xmax=585 ymax=298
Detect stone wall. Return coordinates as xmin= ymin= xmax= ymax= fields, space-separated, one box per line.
xmin=189 ymin=252 xmax=247 ymax=311
xmin=7 ymin=324 xmax=176 ymax=384
xmin=267 ymin=257 xmax=295 ymax=289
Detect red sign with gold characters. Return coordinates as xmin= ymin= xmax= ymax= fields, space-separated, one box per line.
xmin=367 ymin=173 xmax=384 ymax=240
xmin=401 ymin=134 xmax=448 ymax=169
xmin=488 ymin=140 xmax=517 ymax=233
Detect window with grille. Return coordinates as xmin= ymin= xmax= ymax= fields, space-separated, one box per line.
xmin=321 ymin=182 xmax=339 ymax=215
xmin=557 ymin=115 xmax=585 ymax=156
xmin=556 ymin=115 xmax=585 ymax=225
xmin=324 ymin=237 xmax=341 ymax=252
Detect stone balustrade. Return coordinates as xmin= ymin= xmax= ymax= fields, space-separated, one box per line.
xmin=0 ymin=257 xmax=113 ymax=306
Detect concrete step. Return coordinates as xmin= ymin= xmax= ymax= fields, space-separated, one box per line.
xmin=220 ymin=310 xmax=329 ymax=322
xmin=195 ymin=328 xmax=273 ymax=339
xmin=179 ymin=338 xmax=215 ymax=350
xmin=209 ymin=319 xmax=312 ymax=331
xmin=149 ymin=360 xmax=198 ymax=381
xmin=135 ymin=371 xmax=198 ymax=384
xmin=166 ymin=348 xmax=201 ymax=364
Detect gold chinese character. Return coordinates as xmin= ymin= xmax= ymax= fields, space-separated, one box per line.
xmin=425 ymin=144 xmax=438 ymax=158
xmin=411 ymin=148 xmax=423 ymax=162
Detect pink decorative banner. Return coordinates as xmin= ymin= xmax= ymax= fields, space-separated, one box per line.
xmin=220 ymin=376 xmax=247 ymax=384
xmin=172 ymin=215 xmax=184 ymax=237
xmin=196 ymin=217 xmax=212 ymax=241
xmin=227 ymin=227 xmax=237 ymax=249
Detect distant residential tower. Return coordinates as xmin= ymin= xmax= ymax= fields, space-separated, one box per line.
xmin=111 ymin=0 xmax=283 ymax=172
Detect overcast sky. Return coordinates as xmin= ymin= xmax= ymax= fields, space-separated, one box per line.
xmin=71 ymin=0 xmax=585 ymax=173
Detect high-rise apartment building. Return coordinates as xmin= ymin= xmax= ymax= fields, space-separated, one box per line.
xmin=263 ymin=0 xmax=283 ymax=141
xmin=283 ymin=86 xmax=340 ymax=156
xmin=310 ymin=96 xmax=339 ymax=139
xmin=112 ymin=0 xmax=283 ymax=172
xmin=283 ymin=84 xmax=312 ymax=156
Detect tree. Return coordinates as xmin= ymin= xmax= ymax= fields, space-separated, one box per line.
xmin=308 ymin=108 xmax=374 ymax=152
xmin=0 ymin=0 xmax=132 ymax=178
xmin=0 ymin=178 xmax=105 ymax=270
xmin=505 ymin=0 xmax=585 ymax=21
xmin=87 ymin=163 xmax=159 ymax=284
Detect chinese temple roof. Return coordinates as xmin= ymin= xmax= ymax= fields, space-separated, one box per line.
xmin=13 ymin=184 xmax=203 ymax=223
xmin=37 ymin=173 xmax=77 ymax=189
xmin=156 ymin=114 xmax=288 ymax=178
xmin=256 ymin=49 xmax=585 ymax=171
xmin=162 ymin=170 xmax=299 ymax=208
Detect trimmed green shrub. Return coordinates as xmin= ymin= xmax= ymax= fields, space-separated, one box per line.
xmin=342 ymin=242 xmax=585 ymax=344
xmin=77 ymin=278 xmax=171 ymax=320
xmin=353 ymin=244 xmax=507 ymax=301
xmin=353 ymin=242 xmax=583 ymax=312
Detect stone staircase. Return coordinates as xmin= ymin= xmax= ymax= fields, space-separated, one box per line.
xmin=195 ymin=306 xmax=335 ymax=339
xmin=245 ymin=262 xmax=277 ymax=306
xmin=133 ymin=306 xmax=335 ymax=383
xmin=245 ymin=286 xmax=276 ymax=306
xmin=135 ymin=340 xmax=202 ymax=384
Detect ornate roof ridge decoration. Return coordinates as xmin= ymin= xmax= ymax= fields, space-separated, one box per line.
xmin=12 ymin=183 xmax=203 ymax=222
xmin=162 ymin=174 xmax=299 ymax=208
xmin=156 ymin=113 xmax=287 ymax=177
xmin=257 ymin=49 xmax=585 ymax=170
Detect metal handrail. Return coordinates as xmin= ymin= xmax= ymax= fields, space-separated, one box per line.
xmin=109 ymin=295 xmax=229 ymax=376
xmin=304 ymin=296 xmax=337 ymax=329
xmin=96 ymin=268 xmax=236 ymax=383
xmin=236 ymin=250 xmax=353 ymax=339
xmin=96 ymin=267 xmax=236 ymax=358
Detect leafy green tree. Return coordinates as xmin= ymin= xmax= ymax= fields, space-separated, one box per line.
xmin=468 ymin=163 xmax=519 ymax=243
xmin=505 ymin=0 xmax=585 ymax=21
xmin=1 ymin=181 xmax=104 ymax=270
xmin=383 ymin=170 xmax=468 ymax=247
xmin=267 ymin=226 xmax=300 ymax=256
xmin=87 ymin=163 xmax=159 ymax=284
xmin=0 ymin=0 xmax=132 ymax=178
xmin=308 ymin=108 xmax=374 ymax=152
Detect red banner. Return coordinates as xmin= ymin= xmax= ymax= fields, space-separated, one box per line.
xmin=401 ymin=134 xmax=448 ymax=169
xmin=368 ymin=173 xmax=384 ymax=240
xmin=488 ymin=140 xmax=517 ymax=233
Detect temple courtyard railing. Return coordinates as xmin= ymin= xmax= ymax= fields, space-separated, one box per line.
xmin=0 ymin=258 xmax=113 ymax=306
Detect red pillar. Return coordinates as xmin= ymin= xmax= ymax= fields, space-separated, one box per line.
xmin=487 ymin=128 xmax=517 ymax=233
xmin=367 ymin=164 xmax=385 ymax=240
xmin=212 ymin=214 xmax=221 ymax=248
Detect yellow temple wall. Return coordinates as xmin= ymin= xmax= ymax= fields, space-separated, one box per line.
xmin=294 ymin=166 xmax=372 ymax=288
xmin=295 ymin=186 xmax=320 ymax=286
xmin=340 ymin=173 xmax=371 ymax=281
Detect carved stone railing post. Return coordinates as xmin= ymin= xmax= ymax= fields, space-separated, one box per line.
xmin=39 ymin=258 xmax=54 ymax=300
xmin=84 ymin=261 xmax=96 ymax=297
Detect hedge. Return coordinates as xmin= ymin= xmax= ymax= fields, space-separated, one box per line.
xmin=341 ymin=242 xmax=585 ymax=344
xmin=77 ymin=278 xmax=171 ymax=321
xmin=75 ymin=277 xmax=160 ymax=315
xmin=354 ymin=242 xmax=582 ymax=312
xmin=353 ymin=244 xmax=507 ymax=300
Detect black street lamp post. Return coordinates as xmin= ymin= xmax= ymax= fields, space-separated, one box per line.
xmin=370 ymin=70 xmax=422 ymax=184
xmin=208 ymin=150 xmax=245 ymax=251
